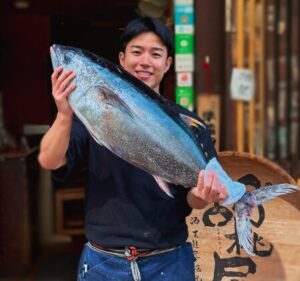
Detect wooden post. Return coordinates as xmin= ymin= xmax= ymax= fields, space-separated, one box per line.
xmin=298 ymin=0 xmax=300 ymax=161
xmin=258 ymin=0 xmax=266 ymax=156
xmin=285 ymin=0 xmax=292 ymax=160
xmin=274 ymin=0 xmax=280 ymax=160
xmin=237 ymin=0 xmax=245 ymax=151
xmin=248 ymin=0 xmax=256 ymax=154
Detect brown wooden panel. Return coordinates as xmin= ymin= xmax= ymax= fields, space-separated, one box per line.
xmin=194 ymin=1 xmax=228 ymax=151
xmin=195 ymin=0 xmax=225 ymax=95
xmin=0 ymin=149 xmax=39 ymax=276
xmin=0 ymin=15 xmax=51 ymax=138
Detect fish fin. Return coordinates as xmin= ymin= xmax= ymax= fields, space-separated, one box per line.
xmin=96 ymin=86 xmax=135 ymax=118
xmin=179 ymin=113 xmax=211 ymax=162
xmin=179 ymin=113 xmax=207 ymax=129
xmin=235 ymin=199 xmax=255 ymax=256
xmin=152 ymin=175 xmax=174 ymax=198
xmin=88 ymin=129 xmax=104 ymax=146
xmin=251 ymin=184 xmax=299 ymax=206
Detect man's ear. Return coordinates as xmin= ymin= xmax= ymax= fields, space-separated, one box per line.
xmin=165 ymin=56 xmax=173 ymax=73
xmin=119 ymin=52 xmax=125 ymax=67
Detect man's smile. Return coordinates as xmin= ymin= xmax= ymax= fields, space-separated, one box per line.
xmin=135 ymin=70 xmax=153 ymax=80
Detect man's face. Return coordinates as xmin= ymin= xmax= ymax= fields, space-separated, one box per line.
xmin=119 ymin=32 xmax=172 ymax=94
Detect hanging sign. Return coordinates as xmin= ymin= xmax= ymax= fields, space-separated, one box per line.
xmin=176 ymin=87 xmax=194 ymax=111
xmin=230 ymin=68 xmax=255 ymax=101
xmin=175 ymin=34 xmax=194 ymax=54
xmin=175 ymin=25 xmax=194 ymax=34
xmin=177 ymin=72 xmax=193 ymax=87
xmin=174 ymin=5 xmax=194 ymax=25
xmin=175 ymin=54 xmax=194 ymax=72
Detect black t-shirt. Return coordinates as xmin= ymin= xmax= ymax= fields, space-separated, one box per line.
xmin=53 ymin=104 xmax=217 ymax=249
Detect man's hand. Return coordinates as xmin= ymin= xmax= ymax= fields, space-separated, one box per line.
xmin=187 ymin=170 xmax=228 ymax=209
xmin=38 ymin=66 xmax=77 ymax=170
xmin=51 ymin=66 xmax=77 ymax=117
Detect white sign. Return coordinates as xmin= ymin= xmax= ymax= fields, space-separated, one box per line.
xmin=230 ymin=68 xmax=255 ymax=101
xmin=174 ymin=0 xmax=193 ymax=5
xmin=175 ymin=54 xmax=194 ymax=72
xmin=175 ymin=25 xmax=194 ymax=34
xmin=177 ymin=72 xmax=193 ymax=87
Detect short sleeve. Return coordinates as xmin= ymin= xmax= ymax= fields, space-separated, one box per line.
xmin=52 ymin=115 xmax=89 ymax=183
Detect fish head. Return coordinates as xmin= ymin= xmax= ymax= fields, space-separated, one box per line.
xmin=49 ymin=44 xmax=133 ymax=146
xmin=50 ymin=44 xmax=81 ymax=69
xmin=50 ymin=44 xmax=102 ymax=86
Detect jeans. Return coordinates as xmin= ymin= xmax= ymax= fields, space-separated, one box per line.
xmin=77 ymin=242 xmax=195 ymax=281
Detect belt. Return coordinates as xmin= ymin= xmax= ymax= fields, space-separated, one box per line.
xmin=87 ymin=242 xmax=180 ymax=281
xmin=90 ymin=242 xmax=179 ymax=261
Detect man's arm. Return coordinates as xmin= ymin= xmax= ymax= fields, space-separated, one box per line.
xmin=38 ymin=113 xmax=72 ymax=169
xmin=38 ymin=66 xmax=76 ymax=170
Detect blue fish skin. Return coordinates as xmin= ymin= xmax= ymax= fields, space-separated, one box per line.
xmin=50 ymin=45 xmax=300 ymax=256
xmin=50 ymin=44 xmax=208 ymax=187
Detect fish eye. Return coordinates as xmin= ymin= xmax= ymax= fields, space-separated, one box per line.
xmin=63 ymin=51 xmax=75 ymax=64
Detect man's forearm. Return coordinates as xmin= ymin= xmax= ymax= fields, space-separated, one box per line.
xmin=38 ymin=113 xmax=72 ymax=170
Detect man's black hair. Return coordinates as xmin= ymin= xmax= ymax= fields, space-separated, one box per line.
xmin=120 ymin=17 xmax=174 ymax=57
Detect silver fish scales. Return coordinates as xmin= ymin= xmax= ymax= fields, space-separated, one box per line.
xmin=50 ymin=44 xmax=207 ymax=188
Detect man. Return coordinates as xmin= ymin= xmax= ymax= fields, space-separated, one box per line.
xmin=39 ymin=17 xmax=227 ymax=281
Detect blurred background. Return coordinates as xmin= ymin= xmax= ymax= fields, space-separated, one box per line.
xmin=0 ymin=0 xmax=299 ymax=280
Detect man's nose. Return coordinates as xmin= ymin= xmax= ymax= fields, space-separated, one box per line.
xmin=139 ymin=53 xmax=151 ymax=66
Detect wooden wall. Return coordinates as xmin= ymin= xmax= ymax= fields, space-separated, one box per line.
xmin=0 ymin=15 xmax=52 ymax=138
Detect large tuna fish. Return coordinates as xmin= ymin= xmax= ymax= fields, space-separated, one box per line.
xmin=50 ymin=44 xmax=299 ymax=256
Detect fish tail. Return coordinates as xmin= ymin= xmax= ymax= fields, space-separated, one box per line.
xmin=152 ymin=175 xmax=174 ymax=198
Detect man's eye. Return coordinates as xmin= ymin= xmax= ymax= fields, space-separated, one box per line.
xmin=153 ymin=53 xmax=162 ymax=58
xmin=132 ymin=51 xmax=141 ymax=55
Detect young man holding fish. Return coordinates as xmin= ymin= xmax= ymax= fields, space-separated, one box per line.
xmin=39 ymin=17 xmax=227 ymax=281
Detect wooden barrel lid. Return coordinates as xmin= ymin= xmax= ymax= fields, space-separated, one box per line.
xmin=187 ymin=151 xmax=300 ymax=281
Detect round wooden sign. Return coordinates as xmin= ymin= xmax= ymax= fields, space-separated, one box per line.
xmin=187 ymin=151 xmax=300 ymax=281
